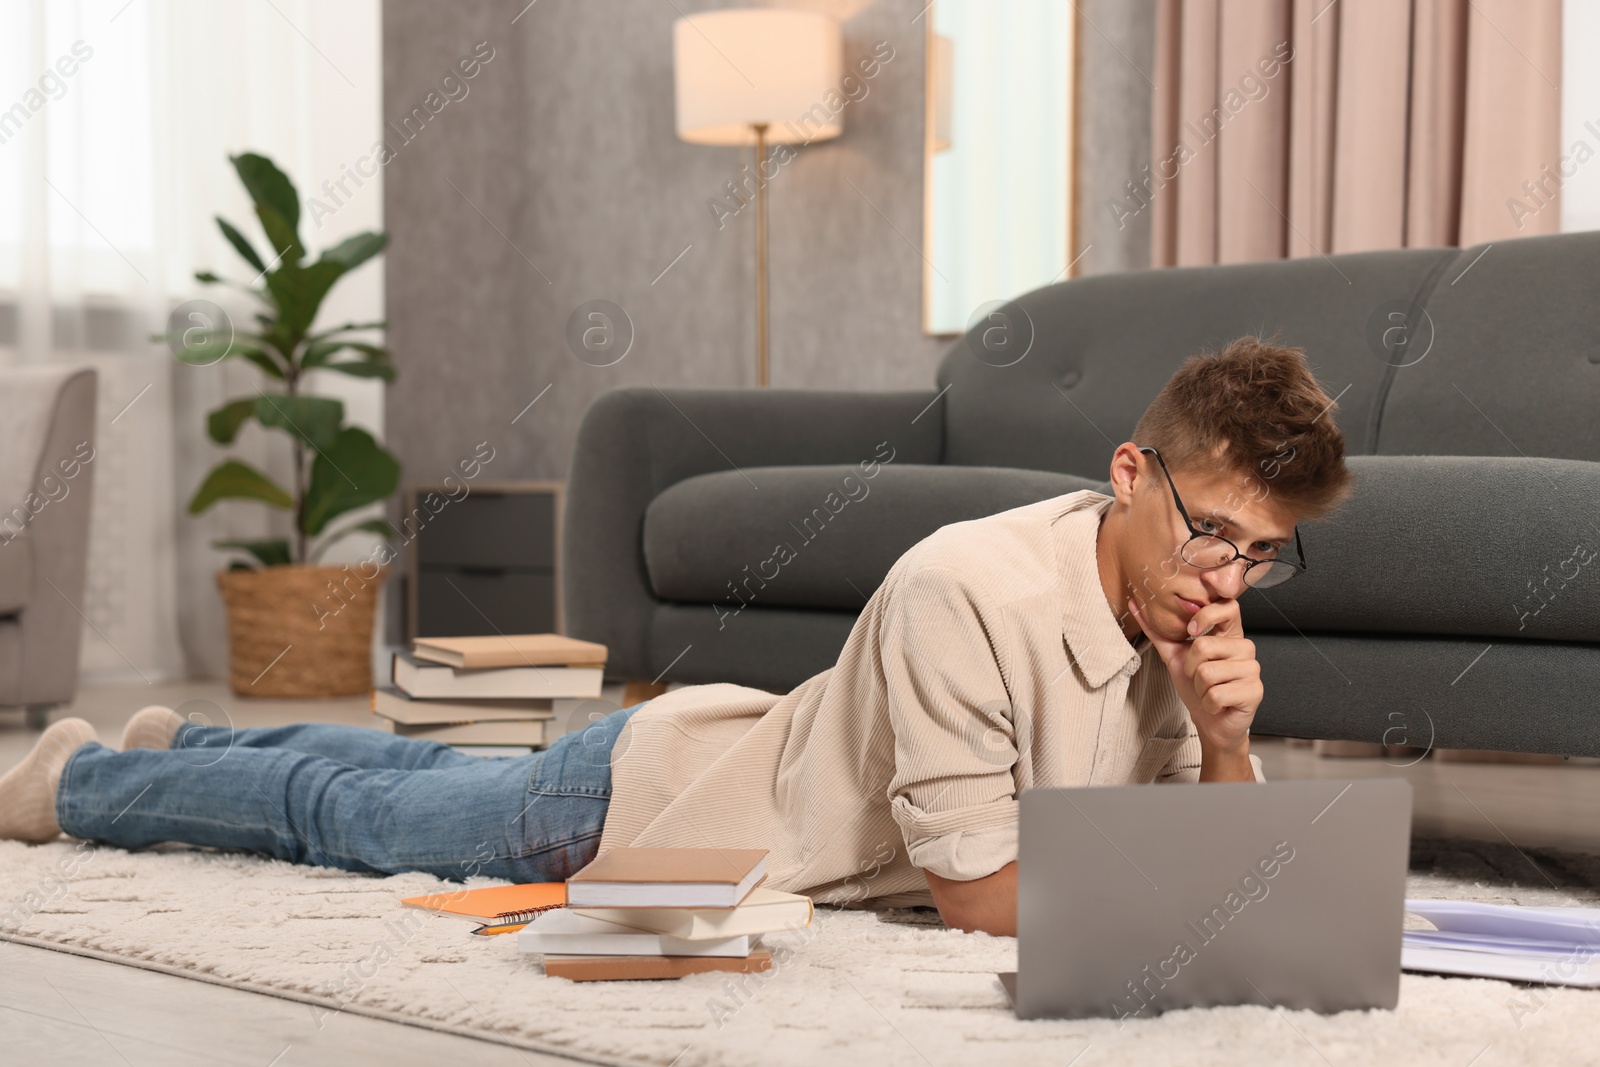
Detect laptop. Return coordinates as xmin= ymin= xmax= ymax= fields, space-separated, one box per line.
xmin=1001 ymin=778 xmax=1412 ymax=1021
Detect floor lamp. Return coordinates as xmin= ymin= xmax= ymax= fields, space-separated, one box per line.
xmin=672 ymin=9 xmax=842 ymax=387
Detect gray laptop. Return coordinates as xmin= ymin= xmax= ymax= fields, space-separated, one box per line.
xmin=1001 ymin=779 xmax=1412 ymax=1020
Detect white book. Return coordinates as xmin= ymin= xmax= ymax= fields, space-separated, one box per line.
xmin=516 ymin=910 xmax=753 ymax=957
xmin=572 ymin=887 xmax=814 ymax=941
xmin=371 ymin=686 xmax=554 ymax=725
xmin=565 ymin=851 xmax=766 ymax=909
xmin=392 ymin=652 xmax=603 ymax=700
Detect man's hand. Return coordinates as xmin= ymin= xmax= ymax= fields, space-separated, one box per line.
xmin=1127 ymin=595 xmax=1261 ymax=780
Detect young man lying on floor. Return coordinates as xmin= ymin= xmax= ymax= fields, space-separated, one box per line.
xmin=0 ymin=337 xmax=1351 ymax=938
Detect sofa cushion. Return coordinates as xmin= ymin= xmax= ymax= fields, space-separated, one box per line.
xmin=935 ymin=247 xmax=1460 ymax=478
xmin=643 ymin=465 xmax=1101 ymax=610
xmin=1240 ymin=454 xmax=1600 ymax=643
xmin=648 ymin=454 xmax=1600 ymax=645
xmin=0 ymin=529 xmax=32 ymax=616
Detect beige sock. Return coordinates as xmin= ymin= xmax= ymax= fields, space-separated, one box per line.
xmin=0 ymin=718 xmax=98 ymax=842
xmin=120 ymin=705 xmax=185 ymax=751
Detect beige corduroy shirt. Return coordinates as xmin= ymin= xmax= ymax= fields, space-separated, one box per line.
xmin=601 ymin=490 xmax=1265 ymax=907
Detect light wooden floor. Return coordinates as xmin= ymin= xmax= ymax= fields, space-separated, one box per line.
xmin=6 ymin=682 xmax=1600 ymax=1065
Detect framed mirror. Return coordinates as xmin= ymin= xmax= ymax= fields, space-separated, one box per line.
xmin=922 ymin=1 xmax=1079 ymax=336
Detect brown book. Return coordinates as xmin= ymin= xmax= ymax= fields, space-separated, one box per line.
xmin=567 ymin=847 xmax=768 ymax=909
xmin=543 ymin=950 xmax=772 ymax=982
xmin=412 ymin=634 xmax=608 ymax=670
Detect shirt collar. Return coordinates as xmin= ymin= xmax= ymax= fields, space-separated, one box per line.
xmin=1052 ymin=490 xmax=1148 ymax=689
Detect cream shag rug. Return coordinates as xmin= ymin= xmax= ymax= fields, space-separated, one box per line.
xmin=3 ymin=836 xmax=1599 ymax=1066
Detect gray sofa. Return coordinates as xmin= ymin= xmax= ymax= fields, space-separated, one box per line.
xmin=0 ymin=366 xmax=98 ymax=729
xmin=564 ymin=231 xmax=1600 ymax=757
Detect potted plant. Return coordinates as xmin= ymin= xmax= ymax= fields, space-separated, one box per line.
xmin=171 ymin=152 xmax=399 ymax=697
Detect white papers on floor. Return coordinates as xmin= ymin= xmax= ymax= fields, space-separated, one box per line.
xmin=1402 ymin=898 xmax=1600 ymax=986
xmin=516 ymin=909 xmax=754 ymax=957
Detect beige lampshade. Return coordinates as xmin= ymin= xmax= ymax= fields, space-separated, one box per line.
xmin=673 ymin=8 xmax=843 ymax=147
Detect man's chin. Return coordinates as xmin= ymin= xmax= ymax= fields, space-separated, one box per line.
xmin=1150 ymin=600 xmax=1192 ymax=642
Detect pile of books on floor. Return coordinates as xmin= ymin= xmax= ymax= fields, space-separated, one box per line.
xmin=372 ymin=633 xmax=608 ymax=757
xmin=522 ymin=847 xmax=811 ymax=982
xmin=1402 ymin=898 xmax=1600 ymax=986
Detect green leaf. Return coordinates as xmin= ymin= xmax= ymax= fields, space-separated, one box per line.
xmin=213 ymin=538 xmax=292 ymax=568
xmin=250 ymin=314 xmax=294 ymax=365
xmin=216 ymin=215 xmax=267 ymax=274
xmin=265 ymin=259 xmax=346 ymax=345
xmin=302 ymin=338 xmax=387 ymax=370
xmin=238 ymin=348 xmax=288 ymax=381
xmin=307 ymin=320 xmax=387 ymax=341
xmin=317 ymin=360 xmax=396 ymax=383
xmin=231 ymin=153 xmax=300 ymax=230
xmin=256 ymin=203 xmax=303 ymax=266
xmin=230 ymin=152 xmax=301 ymax=256
xmin=253 ymin=394 xmax=344 ymax=452
xmin=195 ymin=270 xmax=222 ymax=284
xmin=188 ymin=460 xmax=293 ymax=514
xmin=319 ymin=232 xmax=386 ymax=272
xmin=310 ymin=518 xmax=396 ymax=562
xmin=301 ymin=427 xmax=401 ymax=535
xmin=207 ymin=399 xmax=258 ymax=444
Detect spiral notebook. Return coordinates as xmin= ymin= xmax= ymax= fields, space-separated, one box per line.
xmin=400 ymin=882 xmax=567 ymax=935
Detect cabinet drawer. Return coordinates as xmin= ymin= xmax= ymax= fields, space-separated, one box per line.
xmin=415 ymin=567 xmax=556 ymax=638
xmin=409 ymin=491 xmax=555 ymax=569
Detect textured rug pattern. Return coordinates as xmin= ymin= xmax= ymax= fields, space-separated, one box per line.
xmin=3 ymin=837 xmax=1600 ymax=1066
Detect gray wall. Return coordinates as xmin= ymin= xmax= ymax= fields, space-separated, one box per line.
xmin=382 ymin=0 xmax=951 ymax=498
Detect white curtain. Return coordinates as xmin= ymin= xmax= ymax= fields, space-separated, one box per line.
xmin=0 ymin=0 xmax=385 ymax=683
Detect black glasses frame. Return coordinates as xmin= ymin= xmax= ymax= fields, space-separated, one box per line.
xmin=1137 ymin=446 xmax=1306 ymax=587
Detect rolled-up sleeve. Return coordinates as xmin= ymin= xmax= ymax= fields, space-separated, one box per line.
xmin=879 ymin=564 xmax=1020 ymax=882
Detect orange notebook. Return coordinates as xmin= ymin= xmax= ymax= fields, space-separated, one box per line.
xmin=401 ymin=882 xmax=566 ymax=934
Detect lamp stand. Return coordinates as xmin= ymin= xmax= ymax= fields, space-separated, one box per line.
xmin=752 ymin=122 xmax=770 ymax=387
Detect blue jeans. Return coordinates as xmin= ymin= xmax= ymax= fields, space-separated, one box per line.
xmin=55 ymin=703 xmax=648 ymax=883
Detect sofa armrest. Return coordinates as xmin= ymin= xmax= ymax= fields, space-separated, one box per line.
xmin=563 ymin=386 xmax=945 ymax=680
xmin=0 ymin=366 xmax=98 ymax=707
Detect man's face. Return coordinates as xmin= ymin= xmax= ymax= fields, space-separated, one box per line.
xmin=1117 ymin=446 xmax=1301 ymax=642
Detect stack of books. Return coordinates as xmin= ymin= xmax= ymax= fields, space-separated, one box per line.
xmin=373 ymin=633 xmax=608 ymax=756
xmin=519 ymin=847 xmax=814 ymax=981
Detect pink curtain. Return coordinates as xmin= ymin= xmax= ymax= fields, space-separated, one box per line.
xmin=1150 ymin=0 xmax=1563 ymax=267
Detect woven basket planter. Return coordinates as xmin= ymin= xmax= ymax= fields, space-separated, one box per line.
xmin=216 ymin=564 xmax=389 ymax=698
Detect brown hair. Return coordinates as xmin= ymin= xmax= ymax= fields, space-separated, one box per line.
xmin=1131 ymin=336 xmax=1354 ymax=520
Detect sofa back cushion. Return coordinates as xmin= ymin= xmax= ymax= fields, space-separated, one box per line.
xmin=1238 ymin=454 xmax=1600 ymax=643
xmin=1377 ymin=231 xmax=1600 ymax=461
xmin=935 ymin=248 xmax=1459 ymax=479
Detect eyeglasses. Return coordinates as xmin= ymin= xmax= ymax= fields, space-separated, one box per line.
xmin=1137 ymin=446 xmax=1306 ymax=589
